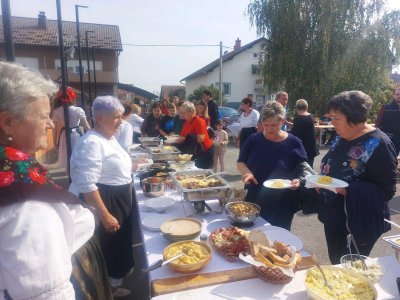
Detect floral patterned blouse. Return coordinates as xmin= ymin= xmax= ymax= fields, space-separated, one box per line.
xmin=318 ymin=129 xmax=397 ymax=229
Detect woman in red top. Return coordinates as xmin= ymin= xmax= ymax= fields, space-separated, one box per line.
xmin=160 ymin=98 xmax=169 ymax=115
xmin=177 ymin=101 xmax=214 ymax=169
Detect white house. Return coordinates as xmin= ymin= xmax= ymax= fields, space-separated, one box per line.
xmin=181 ymin=38 xmax=270 ymax=107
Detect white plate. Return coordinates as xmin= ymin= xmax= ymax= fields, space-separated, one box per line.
xmin=263 ymin=179 xmax=292 ymax=189
xmin=306 ymin=175 xmax=348 ymax=189
xmin=258 ymin=225 xmax=303 ymax=250
xmin=142 ymin=214 xmax=175 ymax=231
xmin=382 ymin=234 xmax=400 ymax=249
xmin=144 ymin=196 xmax=175 ymax=213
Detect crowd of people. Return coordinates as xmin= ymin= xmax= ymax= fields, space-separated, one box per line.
xmin=1 ymin=60 xmax=399 ymax=299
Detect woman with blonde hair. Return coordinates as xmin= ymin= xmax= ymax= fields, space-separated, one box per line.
xmin=196 ymin=99 xmax=210 ymax=126
xmin=237 ymin=101 xmax=307 ymax=230
xmin=128 ymin=103 xmax=144 ymax=143
xmin=177 ymin=101 xmax=214 ymax=168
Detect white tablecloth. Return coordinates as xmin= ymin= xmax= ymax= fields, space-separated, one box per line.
xmin=151 ymin=255 xmax=400 ymax=300
xmin=135 ymin=179 xmax=270 ymax=281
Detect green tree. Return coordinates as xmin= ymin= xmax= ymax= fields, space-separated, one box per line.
xmin=248 ymin=0 xmax=400 ymax=117
xmin=187 ymin=85 xmax=225 ymax=104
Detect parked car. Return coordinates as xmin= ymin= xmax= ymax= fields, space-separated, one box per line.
xmin=218 ymin=106 xmax=237 ymax=119
xmin=218 ymin=106 xmax=241 ymax=129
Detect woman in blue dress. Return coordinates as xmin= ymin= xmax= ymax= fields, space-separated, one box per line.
xmin=237 ymin=101 xmax=307 ymax=230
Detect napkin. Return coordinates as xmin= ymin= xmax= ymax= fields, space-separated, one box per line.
xmin=305 ymin=177 xmax=337 ymax=194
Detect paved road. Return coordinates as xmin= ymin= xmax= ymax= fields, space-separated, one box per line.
xmin=223 ymin=142 xmax=400 ymax=265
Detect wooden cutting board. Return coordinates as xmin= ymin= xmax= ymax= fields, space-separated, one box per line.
xmin=151 ymin=256 xmax=315 ymax=296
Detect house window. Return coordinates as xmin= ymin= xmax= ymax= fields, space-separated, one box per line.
xmin=253 ymin=53 xmax=258 ymax=58
xmin=251 ymin=64 xmax=261 ymax=75
xmin=214 ymin=82 xmax=231 ymax=96
xmin=75 ymin=66 xmax=85 ymax=74
xmin=223 ymin=83 xmax=231 ymax=96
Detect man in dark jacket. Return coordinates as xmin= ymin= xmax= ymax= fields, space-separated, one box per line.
xmin=375 ymin=88 xmax=400 ymax=154
xmin=202 ymin=89 xmax=219 ymax=129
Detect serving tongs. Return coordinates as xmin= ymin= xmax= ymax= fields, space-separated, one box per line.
xmin=204 ymin=171 xmax=228 ymax=180
xmin=346 ymin=234 xmax=368 ymax=271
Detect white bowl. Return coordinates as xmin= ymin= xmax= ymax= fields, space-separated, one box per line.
xmin=144 ymin=196 xmax=175 ymax=213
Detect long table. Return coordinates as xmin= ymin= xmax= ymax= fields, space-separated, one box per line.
xmin=134 ymin=179 xmax=314 ymax=297
xmin=135 ymin=178 xmax=400 ymax=299
xmin=150 ymin=255 xmax=400 ymax=300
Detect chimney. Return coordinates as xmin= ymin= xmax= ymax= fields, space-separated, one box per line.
xmin=234 ymin=38 xmax=241 ymax=51
xmin=38 ymin=11 xmax=46 ymax=29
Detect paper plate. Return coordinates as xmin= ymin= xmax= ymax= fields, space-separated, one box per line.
xmin=263 ymin=179 xmax=292 ymax=189
xmin=160 ymin=218 xmax=202 ymax=237
xmin=258 ymin=225 xmax=303 ymax=250
xmin=306 ymin=175 xmax=348 ymax=189
xmin=144 ymin=196 xmax=175 ymax=213
xmin=142 ymin=214 xmax=175 ymax=231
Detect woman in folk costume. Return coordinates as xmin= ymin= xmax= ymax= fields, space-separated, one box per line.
xmin=0 ymin=62 xmax=112 ymax=299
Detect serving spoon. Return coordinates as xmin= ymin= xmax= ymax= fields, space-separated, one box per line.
xmin=312 ymin=254 xmax=332 ymax=290
xmin=142 ymin=253 xmax=184 ymax=272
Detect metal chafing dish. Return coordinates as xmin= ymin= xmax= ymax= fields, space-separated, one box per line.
xmin=147 ymin=146 xmax=181 ymax=161
xmin=138 ymin=136 xmax=162 ymax=147
xmin=170 ymin=169 xmax=232 ymax=202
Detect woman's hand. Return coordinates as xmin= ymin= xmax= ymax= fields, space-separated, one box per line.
xmin=336 ymin=188 xmax=347 ymax=196
xmin=290 ymin=179 xmax=301 ymax=190
xmin=101 ymin=213 xmax=121 ymax=233
xmin=241 ymin=173 xmax=258 ymax=185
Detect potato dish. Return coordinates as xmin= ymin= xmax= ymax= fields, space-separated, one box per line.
xmin=177 ymin=154 xmax=192 ymax=162
xmin=164 ymin=242 xmax=209 ymax=265
xmin=176 ymin=175 xmax=223 ymax=189
xmin=229 ymin=202 xmax=260 ymax=217
xmin=305 ymin=267 xmax=375 ymax=300
xmin=271 ymin=180 xmax=285 ymax=188
xmin=317 ymin=176 xmax=333 ymax=185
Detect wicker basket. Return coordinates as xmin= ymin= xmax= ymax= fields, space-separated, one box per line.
xmin=253 ymin=265 xmax=295 ymax=284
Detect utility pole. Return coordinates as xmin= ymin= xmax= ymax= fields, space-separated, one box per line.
xmin=85 ymin=30 xmax=94 ymax=108
xmin=75 ymin=4 xmax=88 ymax=108
xmin=92 ymin=46 xmax=97 ymax=98
xmin=56 ymin=0 xmax=72 ymax=181
xmin=1 ymin=0 xmax=15 ymax=61
xmin=219 ymin=41 xmax=223 ymax=106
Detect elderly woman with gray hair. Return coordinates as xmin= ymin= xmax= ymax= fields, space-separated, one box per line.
xmin=69 ymin=96 xmax=134 ymax=297
xmin=318 ymin=91 xmax=397 ymax=264
xmin=0 ymin=62 xmax=112 ymax=299
xmin=237 ymin=101 xmax=307 ymax=230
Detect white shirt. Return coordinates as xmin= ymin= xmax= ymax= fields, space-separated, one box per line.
xmin=239 ymin=109 xmax=260 ymax=131
xmin=127 ymin=114 xmax=144 ymax=134
xmin=114 ymin=120 xmax=133 ymax=152
xmin=0 ymin=201 xmax=94 ymax=300
xmin=69 ymin=130 xmax=132 ymax=196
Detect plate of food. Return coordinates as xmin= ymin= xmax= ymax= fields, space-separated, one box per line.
xmin=263 ymin=179 xmax=292 ymax=189
xmin=306 ymin=175 xmax=348 ymax=189
xmin=382 ymin=234 xmax=400 ymax=249
xmin=209 ymin=226 xmax=250 ymax=260
xmin=258 ymin=225 xmax=303 ymax=250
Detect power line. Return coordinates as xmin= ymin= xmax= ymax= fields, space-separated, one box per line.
xmin=121 ymin=43 xmax=220 ymax=47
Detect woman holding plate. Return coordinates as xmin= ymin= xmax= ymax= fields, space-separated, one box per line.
xmin=317 ymin=90 xmax=397 ymax=264
xmin=237 ymin=101 xmax=308 ymax=230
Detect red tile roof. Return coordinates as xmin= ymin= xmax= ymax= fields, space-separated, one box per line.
xmin=0 ymin=15 xmax=122 ymax=51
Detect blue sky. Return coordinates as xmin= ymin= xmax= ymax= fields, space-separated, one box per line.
xmin=8 ymin=0 xmax=400 ymax=95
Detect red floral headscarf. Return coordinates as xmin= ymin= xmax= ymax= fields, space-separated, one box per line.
xmin=0 ymin=145 xmax=79 ymax=206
